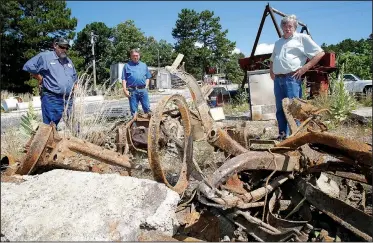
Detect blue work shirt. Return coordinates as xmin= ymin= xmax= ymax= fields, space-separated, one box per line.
xmin=121 ymin=61 xmax=151 ymax=87
xmin=23 ymin=50 xmax=78 ymax=95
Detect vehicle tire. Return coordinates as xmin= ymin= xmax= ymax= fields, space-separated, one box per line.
xmin=363 ymin=86 xmax=372 ymax=95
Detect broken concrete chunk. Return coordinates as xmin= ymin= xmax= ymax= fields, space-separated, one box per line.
xmin=1 ymin=170 xmax=180 ymax=241
xmin=316 ymin=173 xmax=340 ymax=198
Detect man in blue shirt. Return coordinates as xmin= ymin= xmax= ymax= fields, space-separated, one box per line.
xmin=122 ymin=49 xmax=152 ymax=117
xmin=23 ymin=37 xmax=78 ymax=126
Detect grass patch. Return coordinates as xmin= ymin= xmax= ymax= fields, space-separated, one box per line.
xmin=1 ymin=128 xmax=29 ymax=160
xmin=222 ymin=89 xmax=250 ymax=115
xmin=357 ymin=92 xmax=372 ymax=107
xmin=62 ymin=73 xmax=130 ymax=144
xmin=1 ymin=90 xmax=33 ymax=102
xmin=223 ymin=103 xmax=249 ymax=115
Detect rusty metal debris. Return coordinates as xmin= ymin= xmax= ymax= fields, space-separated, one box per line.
xmin=295 ymin=178 xmax=373 ymax=241
xmin=2 ymin=54 xmax=372 ymax=242
xmin=148 ymin=94 xmax=193 ymax=194
xmin=276 ymin=131 xmax=372 ymax=168
xmin=3 ymin=123 xmax=132 ymax=176
xmin=164 ymin=55 xmax=371 ymax=241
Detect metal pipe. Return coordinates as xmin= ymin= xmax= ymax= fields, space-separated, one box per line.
xmin=271 ymin=7 xmax=307 ymax=27
xmin=250 ymin=4 xmax=270 ymax=57
xmin=66 ymin=137 xmax=132 ymax=168
xmin=268 ymin=6 xmax=282 ymax=38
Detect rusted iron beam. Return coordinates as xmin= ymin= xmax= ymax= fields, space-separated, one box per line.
xmin=294 ymin=178 xmax=373 ymax=241
xmin=268 ymin=5 xmax=282 ymax=38
xmin=61 ymin=137 xmax=132 ymax=168
xmin=326 ymin=171 xmax=370 ymax=185
xmin=276 ymin=131 xmax=372 ymax=168
xmin=207 ymin=127 xmax=249 ymax=156
xmin=271 ymin=7 xmax=307 ymax=28
xmin=250 ymin=4 xmax=270 ymax=58
xmin=209 ymin=151 xmax=300 ymax=188
xmin=8 ymin=123 xmax=132 ymax=176
xmin=306 ymin=161 xmax=371 ymax=185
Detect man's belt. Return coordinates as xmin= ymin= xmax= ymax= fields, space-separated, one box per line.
xmin=275 ymin=71 xmax=296 ymax=78
xmin=42 ymin=87 xmax=72 ymax=98
xmin=127 ymin=85 xmax=146 ymax=90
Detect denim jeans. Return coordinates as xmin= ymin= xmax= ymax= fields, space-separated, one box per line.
xmin=128 ymin=88 xmax=151 ymax=116
xmin=41 ymin=92 xmax=73 ymax=126
xmin=274 ymin=74 xmax=302 ymax=137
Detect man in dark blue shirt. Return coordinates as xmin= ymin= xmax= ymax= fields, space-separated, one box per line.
xmin=122 ymin=49 xmax=152 ymax=117
xmin=23 ymin=37 xmax=78 ymax=126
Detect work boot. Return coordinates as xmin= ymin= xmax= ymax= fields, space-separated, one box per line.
xmin=276 ymin=132 xmax=286 ymax=141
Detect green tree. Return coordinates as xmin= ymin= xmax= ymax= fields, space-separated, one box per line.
xmin=111 ymin=20 xmax=146 ymax=64
xmin=172 ymin=9 xmax=237 ymax=80
xmin=140 ymin=37 xmax=176 ymax=67
xmin=322 ymin=35 xmax=372 ymax=79
xmin=197 ymin=10 xmax=236 ymax=79
xmin=73 ymin=22 xmax=113 ymax=83
xmin=1 ymin=0 xmax=77 ymax=92
xmin=172 ymin=9 xmax=201 ymax=77
xmin=225 ymin=52 xmax=245 ymax=84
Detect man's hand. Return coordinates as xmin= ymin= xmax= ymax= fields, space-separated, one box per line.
xmin=32 ymin=74 xmax=43 ymax=85
xmin=270 ymin=72 xmax=275 ymax=80
xmin=292 ymin=67 xmax=307 ymax=80
xmin=123 ymin=89 xmax=131 ymax=98
xmin=269 ymin=62 xmax=275 ymax=80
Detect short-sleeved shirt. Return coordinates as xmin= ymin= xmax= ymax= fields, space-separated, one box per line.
xmin=270 ymin=32 xmax=323 ymax=75
xmin=121 ymin=61 xmax=151 ymax=87
xmin=23 ymin=50 xmax=77 ymax=95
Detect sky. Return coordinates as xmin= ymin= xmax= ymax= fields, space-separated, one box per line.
xmin=66 ymin=1 xmax=372 ymax=56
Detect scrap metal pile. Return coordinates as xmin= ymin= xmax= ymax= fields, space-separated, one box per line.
xmin=1 ymin=54 xmax=372 ymax=242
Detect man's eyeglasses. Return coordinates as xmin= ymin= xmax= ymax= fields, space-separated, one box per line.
xmin=58 ymin=45 xmax=69 ymax=50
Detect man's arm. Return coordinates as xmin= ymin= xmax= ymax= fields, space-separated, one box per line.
xmin=269 ymin=62 xmax=275 ymax=80
xmin=293 ymin=35 xmax=325 ymax=80
xmin=121 ymin=65 xmax=130 ymax=97
xmin=293 ymin=51 xmax=325 ymax=80
xmin=23 ymin=54 xmax=45 ymax=85
xmin=72 ymin=65 xmax=78 ymax=92
xmin=145 ymin=65 xmax=152 ymax=89
xmin=32 ymin=74 xmax=43 ymax=85
xmin=269 ymin=51 xmax=275 ymax=80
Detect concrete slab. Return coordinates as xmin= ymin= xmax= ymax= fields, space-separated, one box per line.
xmin=350 ymin=107 xmax=372 ymax=123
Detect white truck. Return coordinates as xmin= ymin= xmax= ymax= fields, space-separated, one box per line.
xmin=342 ymin=74 xmax=372 ymax=94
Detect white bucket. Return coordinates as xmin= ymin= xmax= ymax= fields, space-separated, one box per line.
xmin=1 ymin=98 xmax=18 ymax=112
xmin=32 ymin=96 xmax=41 ymax=102
xmin=32 ymin=99 xmax=42 ymax=109
xmin=16 ymin=102 xmax=30 ymax=111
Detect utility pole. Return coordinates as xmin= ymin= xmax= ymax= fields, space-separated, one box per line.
xmin=157 ymin=48 xmax=160 ymax=71
xmin=90 ymin=31 xmax=98 ymax=94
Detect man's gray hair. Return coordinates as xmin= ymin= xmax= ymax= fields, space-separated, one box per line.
xmin=281 ymin=14 xmax=298 ymax=29
xmin=130 ymin=49 xmax=140 ymax=55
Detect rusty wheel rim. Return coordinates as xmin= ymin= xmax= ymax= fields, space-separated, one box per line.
xmin=148 ymin=94 xmax=192 ymax=194
xmin=16 ymin=124 xmax=53 ymax=175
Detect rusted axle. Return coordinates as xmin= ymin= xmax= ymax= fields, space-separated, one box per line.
xmin=8 ymin=123 xmax=132 ymax=176
xmin=276 ymin=131 xmax=372 ymax=168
